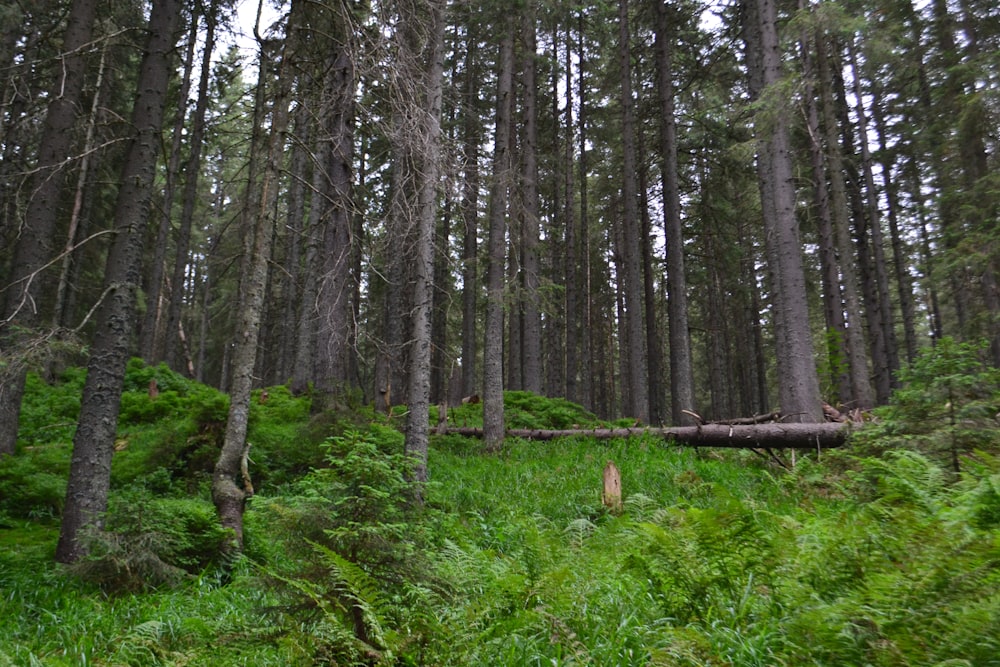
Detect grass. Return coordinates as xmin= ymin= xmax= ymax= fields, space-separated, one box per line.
xmin=2 ymin=355 xmax=1000 ymax=665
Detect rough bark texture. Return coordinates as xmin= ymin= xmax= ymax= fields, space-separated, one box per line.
xmin=616 ymin=0 xmax=649 ymax=423
xmin=401 ymin=0 xmax=446 ymax=486
xmin=165 ymin=1 xmax=217 ymax=374
xmin=0 ymin=0 xmax=98 ymax=456
xmin=55 ymin=0 xmax=181 ymax=562
xmin=442 ymin=422 xmax=849 ymax=449
xmin=213 ymin=1 xmax=300 ymax=552
xmin=459 ymin=24 xmax=481 ymax=400
xmin=743 ymin=0 xmax=824 ymax=423
xmin=519 ymin=4 xmax=542 ymax=396
xmin=314 ymin=4 xmax=357 ymax=400
xmin=655 ymin=0 xmax=697 ymax=427
xmin=483 ymin=28 xmax=515 ymax=452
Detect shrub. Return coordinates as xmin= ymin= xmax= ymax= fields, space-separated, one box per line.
xmin=859 ymin=338 xmax=1000 ymax=472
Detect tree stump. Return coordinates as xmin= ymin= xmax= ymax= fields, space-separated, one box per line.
xmin=602 ymin=460 xmax=623 ymax=514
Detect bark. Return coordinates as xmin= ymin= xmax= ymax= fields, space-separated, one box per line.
xmin=799 ymin=19 xmax=850 ymax=405
xmin=314 ymin=6 xmax=357 ymax=401
xmin=400 ymin=0 xmax=446 ymax=486
xmin=165 ymin=0 xmax=218 ymax=375
xmin=639 ymin=156 xmax=665 ymax=425
xmin=817 ymin=34 xmax=873 ymax=409
xmin=442 ymin=422 xmax=849 ymax=449
xmin=55 ymin=0 xmax=181 ymax=561
xmin=577 ymin=11 xmax=593 ymax=413
xmin=562 ymin=22 xmax=579 ymax=406
xmin=459 ymin=26 xmax=481 ymax=400
xmin=139 ymin=10 xmax=197 ymax=363
xmin=742 ymin=0 xmax=823 ymax=423
xmin=0 ymin=0 xmax=99 ymax=457
xmin=519 ymin=3 xmax=542 ymax=395
xmin=213 ymin=0 xmax=300 ymax=552
xmin=655 ymin=0 xmax=696 ymax=426
xmin=276 ymin=103 xmax=310 ymax=383
xmin=290 ymin=126 xmax=325 ymax=395
xmin=483 ymin=27 xmax=515 ymax=452
xmin=616 ymin=0 xmax=649 ymax=423
xmin=847 ymin=39 xmax=899 ymax=398
xmin=871 ymin=81 xmax=918 ymax=366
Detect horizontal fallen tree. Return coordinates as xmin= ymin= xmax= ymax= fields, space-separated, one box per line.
xmin=438 ymin=422 xmax=851 ymax=449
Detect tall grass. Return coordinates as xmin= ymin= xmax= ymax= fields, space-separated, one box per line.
xmin=3 ymin=364 xmax=999 ymax=665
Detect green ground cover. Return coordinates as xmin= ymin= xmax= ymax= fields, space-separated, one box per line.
xmin=2 ymin=345 xmax=999 ymax=666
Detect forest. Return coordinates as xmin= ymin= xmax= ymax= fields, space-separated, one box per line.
xmin=0 ymin=0 xmax=999 ymax=663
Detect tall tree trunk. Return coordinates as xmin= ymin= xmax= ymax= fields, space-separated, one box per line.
xmin=459 ymin=22 xmax=481 ymax=400
xmin=639 ymin=148 xmax=665 ymax=424
xmin=577 ymin=10 xmax=593 ymax=412
xmin=213 ymin=1 xmax=300 ymax=552
xmin=654 ymin=0 xmax=696 ymax=425
xmin=799 ymin=23 xmax=850 ymax=404
xmin=55 ymin=0 xmax=181 ymax=561
xmin=742 ymin=0 xmax=823 ymax=423
xmin=314 ymin=4 xmax=357 ymax=404
xmin=871 ymin=85 xmax=918 ymax=366
xmin=562 ymin=22 xmax=579 ymax=405
xmin=400 ymin=0 xmax=446 ymax=486
xmin=165 ymin=0 xmax=218 ymax=375
xmin=483 ymin=27 xmax=515 ymax=452
xmin=616 ymin=0 xmax=648 ymax=423
xmin=139 ymin=10 xmax=198 ymax=363
xmin=0 ymin=0 xmax=99 ymax=456
xmin=52 ymin=42 xmax=107 ymax=332
xmin=519 ymin=3 xmax=542 ymax=395
xmin=817 ymin=33 xmax=873 ymax=409
xmin=847 ymin=39 xmax=899 ymax=399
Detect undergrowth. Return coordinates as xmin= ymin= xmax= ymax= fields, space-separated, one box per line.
xmin=1 ymin=351 xmax=999 ymax=665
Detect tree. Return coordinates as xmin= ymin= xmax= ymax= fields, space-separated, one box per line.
xmin=56 ymin=0 xmax=182 ymax=562
xmin=396 ymin=0 xmax=446 ymax=486
xmin=741 ymin=0 xmax=823 ymax=423
xmin=0 ymin=0 xmax=99 ymax=456
xmin=654 ymin=0 xmax=696 ymax=425
xmin=616 ymin=0 xmax=649 ymax=423
xmin=213 ymin=0 xmax=301 ymax=552
xmin=483 ymin=24 xmax=515 ymax=452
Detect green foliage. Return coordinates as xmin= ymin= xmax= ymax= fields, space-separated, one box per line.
xmin=0 ymin=442 xmax=69 ymax=519
xmin=249 ymin=425 xmax=432 ymax=664
xmin=69 ymin=489 xmax=228 ymax=592
xmin=442 ymin=390 xmax=602 ymax=431
xmin=5 ymin=374 xmax=1000 ymax=666
xmin=857 ymin=338 xmax=1000 ymax=470
xmin=15 ymin=368 xmax=84 ymax=448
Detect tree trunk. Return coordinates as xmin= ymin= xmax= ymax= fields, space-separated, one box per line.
xmin=400 ymin=0 xmax=446 ymax=486
xmin=314 ymin=5 xmax=357 ymax=403
xmin=799 ymin=23 xmax=851 ymax=405
xmin=213 ymin=1 xmax=300 ymax=552
xmin=655 ymin=0 xmax=696 ymax=426
xmin=742 ymin=0 xmax=823 ymax=423
xmin=483 ymin=27 xmax=515 ymax=452
xmin=459 ymin=21 xmax=481 ymax=400
xmin=817 ymin=33 xmax=873 ymax=410
xmin=847 ymin=39 xmax=900 ymax=399
xmin=56 ymin=0 xmax=181 ymax=562
xmin=442 ymin=422 xmax=849 ymax=449
xmin=165 ymin=0 xmax=218 ymax=375
xmin=139 ymin=10 xmax=197 ymax=364
xmin=0 ymin=0 xmax=99 ymax=457
xmin=519 ymin=3 xmax=542 ymax=396
xmin=616 ymin=0 xmax=649 ymax=423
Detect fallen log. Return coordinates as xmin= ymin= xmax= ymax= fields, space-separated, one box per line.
xmin=438 ymin=422 xmax=850 ymax=449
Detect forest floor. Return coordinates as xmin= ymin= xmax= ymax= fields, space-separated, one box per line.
xmin=2 ymin=358 xmax=999 ymax=665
